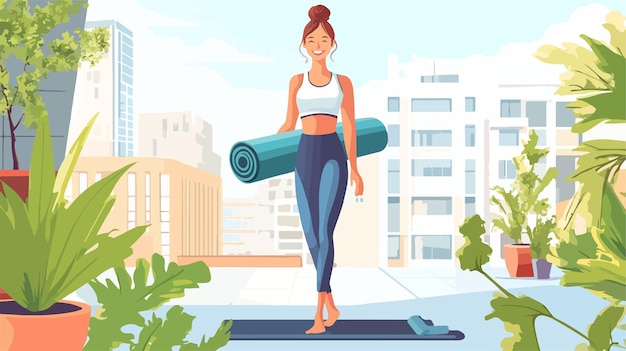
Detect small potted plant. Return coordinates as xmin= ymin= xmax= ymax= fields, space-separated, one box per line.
xmin=490 ymin=129 xmax=558 ymax=277
xmin=0 ymin=113 xmax=147 ymax=351
xmin=528 ymin=215 xmax=556 ymax=279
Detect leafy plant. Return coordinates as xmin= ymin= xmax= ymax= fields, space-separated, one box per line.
xmin=86 ymin=253 xmax=232 ymax=351
xmin=528 ymin=215 xmax=556 ymax=259
xmin=0 ymin=113 xmax=147 ymax=312
xmin=0 ymin=0 xmax=110 ymax=169
xmin=490 ymin=129 xmax=558 ymax=244
xmin=457 ymin=214 xmax=625 ymax=351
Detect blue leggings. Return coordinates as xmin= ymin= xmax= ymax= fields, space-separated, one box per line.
xmin=295 ymin=132 xmax=348 ymax=293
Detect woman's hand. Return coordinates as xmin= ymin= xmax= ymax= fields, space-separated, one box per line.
xmin=350 ymin=170 xmax=364 ymax=196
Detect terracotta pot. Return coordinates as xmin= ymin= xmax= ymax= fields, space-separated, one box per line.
xmin=502 ymin=244 xmax=534 ymax=277
xmin=0 ymin=170 xmax=30 ymax=202
xmin=0 ymin=300 xmax=91 ymax=351
xmin=0 ymin=289 xmax=11 ymax=300
xmin=533 ymin=258 xmax=552 ymax=279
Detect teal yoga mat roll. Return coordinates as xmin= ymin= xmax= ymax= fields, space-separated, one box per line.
xmin=230 ymin=117 xmax=388 ymax=183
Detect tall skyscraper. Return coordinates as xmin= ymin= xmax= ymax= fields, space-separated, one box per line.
xmin=68 ymin=20 xmax=136 ymax=157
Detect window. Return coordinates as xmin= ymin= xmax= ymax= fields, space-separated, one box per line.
xmin=465 ymin=159 xmax=476 ymax=194
xmin=461 ymin=198 xmax=475 ymax=218
xmin=499 ymin=160 xmax=516 ymax=179
xmin=411 ymin=197 xmax=452 ymax=215
xmin=388 ymin=197 xmax=400 ymax=232
xmin=94 ymin=87 xmax=99 ymax=99
xmin=388 ymin=235 xmax=401 ymax=259
xmin=501 ymin=100 xmax=521 ymax=117
xmin=556 ymin=156 xmax=577 ymax=202
xmin=411 ymin=98 xmax=452 ymax=112
xmin=556 ymin=102 xmax=575 ymax=127
xmin=388 ymin=97 xmax=400 ymax=112
xmin=465 ymin=97 xmax=476 ymax=112
xmin=526 ymin=101 xmax=547 ymax=127
xmin=411 ymin=159 xmax=452 ymax=177
xmin=160 ymin=174 xmax=170 ymax=197
xmin=465 ymin=125 xmax=475 ymax=147
xmin=499 ymin=129 xmax=519 ymax=146
xmin=127 ymin=173 xmax=136 ymax=196
xmin=78 ymin=172 xmax=88 ymax=194
xmin=387 ymin=124 xmax=400 ymax=147
xmin=388 ymin=159 xmax=400 ymax=194
xmin=411 ymin=235 xmax=452 ymax=259
xmin=162 ymin=119 xmax=167 ymax=138
xmin=412 ymin=130 xmax=452 ymax=147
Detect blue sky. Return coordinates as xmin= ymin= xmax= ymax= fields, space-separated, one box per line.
xmin=86 ymin=0 xmax=626 ymax=198
xmin=135 ymin=0 xmax=626 ymax=90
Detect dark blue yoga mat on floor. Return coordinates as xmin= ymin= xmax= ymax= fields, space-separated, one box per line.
xmin=230 ymin=117 xmax=388 ymax=183
xmin=227 ymin=319 xmax=465 ymax=340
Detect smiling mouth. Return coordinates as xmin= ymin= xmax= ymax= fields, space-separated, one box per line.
xmin=313 ymin=50 xmax=324 ymax=55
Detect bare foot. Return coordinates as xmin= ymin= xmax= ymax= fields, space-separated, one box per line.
xmin=305 ymin=319 xmax=326 ymax=334
xmin=324 ymin=307 xmax=340 ymax=327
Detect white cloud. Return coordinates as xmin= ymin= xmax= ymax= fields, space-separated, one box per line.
xmin=493 ymin=3 xmax=615 ymax=84
xmin=85 ymin=0 xmax=282 ymax=198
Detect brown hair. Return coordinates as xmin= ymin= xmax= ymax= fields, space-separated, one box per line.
xmin=300 ymin=4 xmax=338 ymax=62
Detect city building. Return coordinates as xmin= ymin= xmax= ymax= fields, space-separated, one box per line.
xmin=69 ymin=157 xmax=222 ymax=266
xmin=355 ymin=54 xmax=581 ymax=268
xmin=68 ymin=20 xmax=136 ymax=158
xmin=2 ymin=2 xmax=89 ymax=170
xmin=138 ymin=111 xmax=221 ymax=176
xmin=222 ymin=198 xmax=276 ymax=255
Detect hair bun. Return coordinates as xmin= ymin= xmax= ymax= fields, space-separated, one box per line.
xmin=308 ymin=4 xmax=330 ymax=21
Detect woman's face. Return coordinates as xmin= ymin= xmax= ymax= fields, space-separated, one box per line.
xmin=303 ymin=24 xmax=334 ymax=61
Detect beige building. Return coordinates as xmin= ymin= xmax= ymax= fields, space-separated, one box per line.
xmin=138 ymin=111 xmax=221 ymax=176
xmin=69 ymin=157 xmax=222 ymax=266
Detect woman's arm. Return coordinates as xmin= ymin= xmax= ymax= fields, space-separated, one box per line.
xmin=338 ymin=74 xmax=358 ymax=172
xmin=277 ymin=74 xmax=303 ymax=133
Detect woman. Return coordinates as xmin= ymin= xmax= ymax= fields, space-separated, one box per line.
xmin=277 ymin=4 xmax=364 ymax=334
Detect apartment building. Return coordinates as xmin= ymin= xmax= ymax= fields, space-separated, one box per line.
xmin=68 ymin=20 xmax=136 ymax=157
xmin=138 ymin=111 xmax=221 ymax=176
xmin=356 ymin=54 xmax=580 ymax=268
xmin=487 ymin=85 xmax=582 ymax=263
xmin=69 ymin=157 xmax=222 ymax=266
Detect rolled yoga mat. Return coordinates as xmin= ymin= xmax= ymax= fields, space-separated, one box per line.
xmin=230 ymin=117 xmax=388 ymax=183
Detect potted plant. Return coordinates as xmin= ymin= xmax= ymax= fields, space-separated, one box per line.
xmin=0 ymin=0 xmax=109 ymax=303
xmin=527 ymin=215 xmax=556 ymax=279
xmin=455 ymin=11 xmax=625 ymax=350
xmin=490 ymin=129 xmax=558 ymax=277
xmin=0 ymin=0 xmax=109 ymax=197
xmin=0 ymin=113 xmax=147 ymax=351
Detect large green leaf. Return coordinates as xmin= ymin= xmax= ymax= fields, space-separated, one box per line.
xmin=85 ymin=254 xmax=212 ymax=351
xmin=456 ymin=214 xmax=492 ymax=272
xmin=561 ymin=140 xmax=626 ymax=230
xmin=576 ymin=304 xmax=626 ymax=351
xmin=485 ymin=293 xmax=553 ymax=351
xmin=132 ymin=305 xmax=195 ymax=351
xmin=534 ymin=11 xmax=626 ymax=134
xmin=26 ymin=113 xmax=54 ymax=234
xmin=180 ymin=320 xmax=233 ymax=351
xmin=52 ymin=113 xmax=99 ymax=209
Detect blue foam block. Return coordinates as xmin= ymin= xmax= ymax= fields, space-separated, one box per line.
xmin=407 ymin=315 xmax=450 ymax=335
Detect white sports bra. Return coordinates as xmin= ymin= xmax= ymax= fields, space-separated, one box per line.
xmin=296 ymin=72 xmax=344 ymax=119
